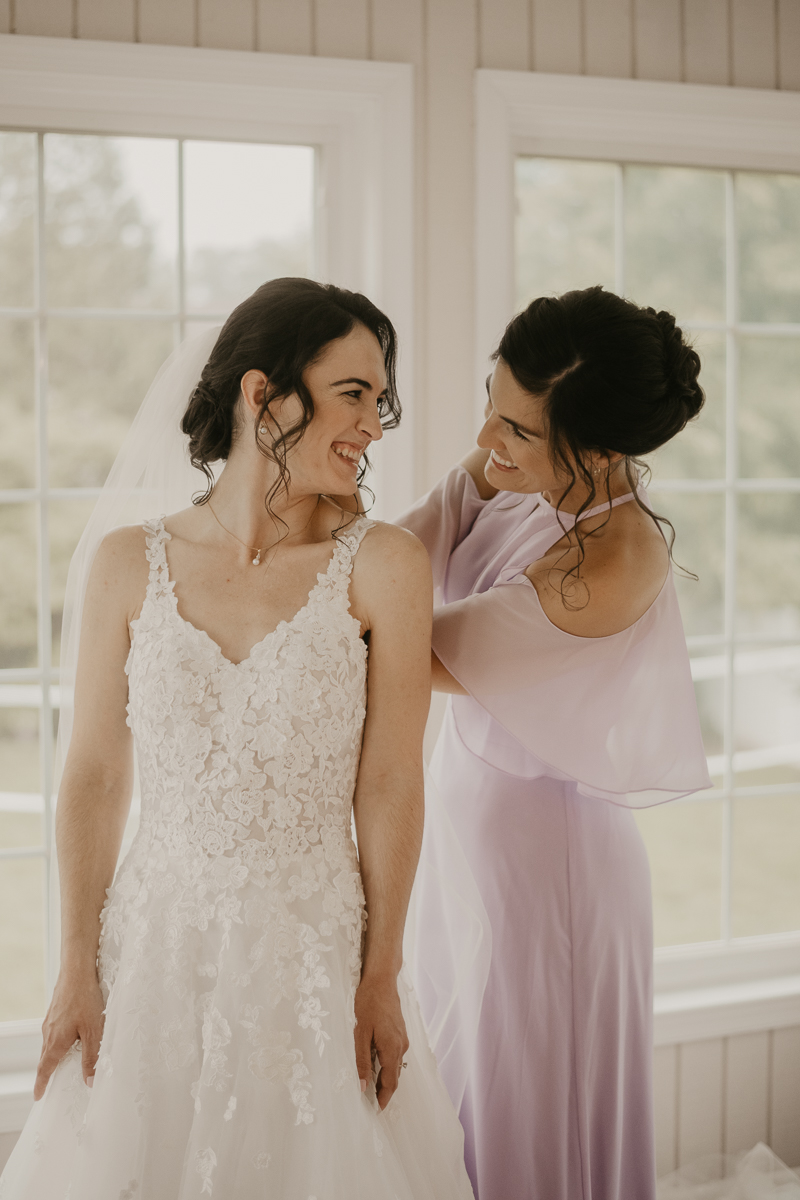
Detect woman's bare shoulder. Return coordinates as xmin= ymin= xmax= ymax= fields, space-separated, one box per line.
xmin=349 ymin=521 xmax=432 ymax=627
xmin=88 ymin=525 xmax=151 ymax=611
xmin=354 ymin=520 xmax=430 ymax=575
xmin=526 ymin=506 xmax=669 ymax=637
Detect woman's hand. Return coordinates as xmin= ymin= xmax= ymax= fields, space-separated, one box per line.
xmin=353 ymin=972 xmax=409 ymax=1110
xmin=34 ymin=968 xmax=106 ymax=1099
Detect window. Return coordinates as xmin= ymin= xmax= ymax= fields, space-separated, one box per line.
xmin=476 ymin=70 xmax=800 ymax=979
xmin=515 ymin=158 xmax=800 ymax=948
xmin=0 ymin=129 xmax=315 ymax=1023
xmin=0 ymin=37 xmax=413 ymax=1034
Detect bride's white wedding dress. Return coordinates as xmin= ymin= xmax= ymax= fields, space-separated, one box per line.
xmin=0 ymin=517 xmax=474 ymax=1200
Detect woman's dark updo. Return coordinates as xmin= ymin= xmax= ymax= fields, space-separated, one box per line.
xmin=181 ymin=276 xmax=400 ymax=506
xmin=495 ymin=284 xmax=704 ymax=567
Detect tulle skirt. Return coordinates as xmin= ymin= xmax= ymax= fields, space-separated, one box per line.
xmin=657 ymin=1144 xmax=800 ymax=1199
xmin=0 ymin=851 xmax=474 ymax=1200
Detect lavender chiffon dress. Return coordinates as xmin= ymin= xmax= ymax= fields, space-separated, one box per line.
xmin=396 ymin=467 xmax=711 ymax=1200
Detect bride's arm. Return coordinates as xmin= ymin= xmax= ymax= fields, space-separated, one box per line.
xmin=350 ymin=525 xmax=432 ymax=1111
xmin=34 ymin=528 xmax=146 ymax=1100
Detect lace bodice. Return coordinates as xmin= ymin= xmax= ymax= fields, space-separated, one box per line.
xmin=124 ymin=515 xmax=373 ymax=875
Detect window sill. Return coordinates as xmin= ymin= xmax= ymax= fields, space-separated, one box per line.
xmin=654 ymin=931 xmax=800 ymax=1045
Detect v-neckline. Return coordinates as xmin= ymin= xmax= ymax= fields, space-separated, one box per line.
xmin=164 ymin=538 xmax=343 ymax=670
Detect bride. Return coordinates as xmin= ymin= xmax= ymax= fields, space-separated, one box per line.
xmin=0 ymin=278 xmax=475 ymax=1199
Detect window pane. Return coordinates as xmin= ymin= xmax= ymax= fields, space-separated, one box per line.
xmin=625 ymin=165 xmax=725 ymax=322
xmin=0 ymin=503 xmax=38 ymax=668
xmin=0 ymin=857 xmax=46 ymax=1019
xmin=0 ymin=132 xmax=36 ymax=309
xmin=45 ymin=134 xmax=179 ymax=310
xmin=50 ymin=498 xmax=96 ymax=665
xmin=635 ymin=799 xmax=723 ymax=946
xmin=732 ymin=794 xmax=800 ymax=937
xmin=48 ymin=318 xmax=175 ymax=487
xmin=515 ymin=157 xmax=615 ymax=309
xmin=734 ymin=646 xmax=800 ymax=787
xmin=738 ymin=172 xmax=800 ymax=324
xmin=184 ymin=141 xmax=314 ymax=315
xmin=738 ymin=336 xmax=800 ymax=479
xmin=737 ymin=493 xmax=800 ymax=636
xmin=649 ymin=331 xmax=726 ymax=480
xmin=0 ymin=318 xmax=36 ymax=489
xmin=649 ymin=491 xmax=725 ymax=636
xmin=0 ymin=705 xmax=41 ymax=850
xmin=689 ymin=654 xmax=725 ymax=765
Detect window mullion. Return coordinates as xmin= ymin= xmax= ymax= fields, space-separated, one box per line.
xmin=614 ymin=164 xmax=625 ymax=297
xmin=34 ymin=131 xmax=55 ymax=995
xmin=177 ymin=139 xmax=186 ymax=346
xmin=720 ymin=170 xmax=739 ymax=944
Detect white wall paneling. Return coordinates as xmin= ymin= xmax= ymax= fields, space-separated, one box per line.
xmin=14 ymin=0 xmax=73 ymax=38
xmin=771 ymin=1026 xmax=800 ymax=1168
xmin=654 ymin=1044 xmax=679 ymax=1176
xmin=76 ymin=0 xmax=136 ymax=43
xmin=684 ymin=0 xmax=730 ymax=85
xmin=197 ymin=0 xmax=255 ymax=51
xmin=778 ymin=0 xmax=800 ymax=90
xmin=138 ymin=0 xmax=195 ymax=48
xmin=725 ymin=1031 xmax=770 ymax=1154
xmin=584 ymin=0 xmax=633 ymax=78
xmin=653 ymin=1025 xmax=800 ymax=1169
xmin=633 ymin=0 xmax=682 ymax=82
xmin=731 ymin=0 xmax=778 ymax=89
xmin=678 ymin=1038 xmax=726 ymax=1164
xmin=0 ymin=33 xmax=415 ymax=515
xmin=531 ymin=0 xmax=583 ymax=74
xmin=256 ymin=0 xmax=313 ymax=56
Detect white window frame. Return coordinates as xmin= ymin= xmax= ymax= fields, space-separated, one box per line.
xmin=475 ymin=68 xmax=800 ymax=1040
xmin=0 ymin=33 xmax=413 ymax=1118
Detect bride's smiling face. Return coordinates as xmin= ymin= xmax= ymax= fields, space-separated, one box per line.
xmin=242 ymin=323 xmax=387 ymax=497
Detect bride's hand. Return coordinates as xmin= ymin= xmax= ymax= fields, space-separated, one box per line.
xmin=353 ymin=973 xmax=409 ymax=1111
xmin=34 ymin=968 xmax=106 ymax=1100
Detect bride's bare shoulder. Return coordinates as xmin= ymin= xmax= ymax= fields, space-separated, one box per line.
xmin=350 ymin=520 xmax=432 ymax=606
xmin=90 ymin=523 xmax=152 ymax=596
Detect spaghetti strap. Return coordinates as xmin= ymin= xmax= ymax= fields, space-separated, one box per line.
xmin=142 ymin=516 xmax=172 ymax=598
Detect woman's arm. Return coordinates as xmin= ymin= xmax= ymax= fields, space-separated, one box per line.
xmin=34 ymin=528 xmax=146 ymax=1100
xmin=431 ymin=650 xmax=468 ymax=695
xmin=349 ymin=525 xmax=432 ymax=1110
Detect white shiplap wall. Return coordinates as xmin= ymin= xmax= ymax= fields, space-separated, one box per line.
xmin=655 ymin=1028 xmax=800 ymax=1175
xmin=1 ymin=0 xmax=799 ymax=1174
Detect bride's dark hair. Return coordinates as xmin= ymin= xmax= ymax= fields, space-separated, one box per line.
xmin=495 ymin=285 xmax=704 ymax=589
xmin=182 ymin=276 xmax=400 ymax=506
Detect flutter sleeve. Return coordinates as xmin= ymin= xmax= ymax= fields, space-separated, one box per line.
xmin=394 ymin=465 xmax=488 ymax=597
xmin=433 ymin=573 xmax=712 ymax=807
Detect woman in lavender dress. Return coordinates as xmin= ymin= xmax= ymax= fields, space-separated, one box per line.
xmin=397 ymin=287 xmax=712 ymax=1200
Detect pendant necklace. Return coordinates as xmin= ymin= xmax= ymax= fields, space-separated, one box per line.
xmin=207 ymin=501 xmax=271 ymax=566
xmin=207 ymin=495 xmax=321 ymax=567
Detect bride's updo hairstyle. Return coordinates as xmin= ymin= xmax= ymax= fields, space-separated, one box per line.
xmin=182 ymin=276 xmax=400 ymax=505
xmin=495 ymin=284 xmax=704 ymax=564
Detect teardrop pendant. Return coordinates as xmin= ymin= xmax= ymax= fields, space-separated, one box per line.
xmin=252 ymin=550 xmax=261 ymax=566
